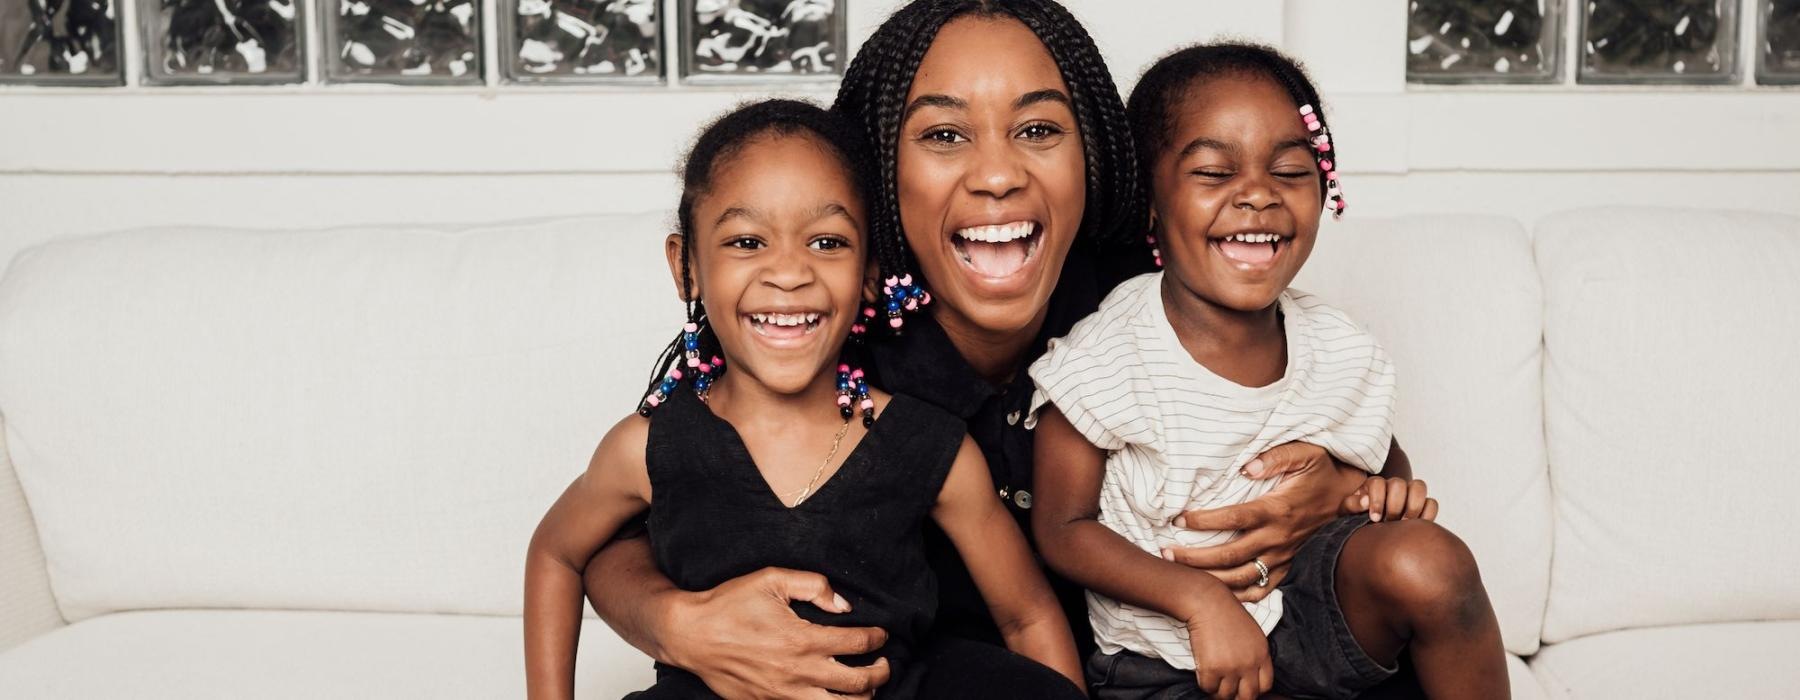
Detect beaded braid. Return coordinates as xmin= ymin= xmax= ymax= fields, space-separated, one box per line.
xmin=1127 ymin=42 xmax=1346 ymax=220
xmin=831 ymin=0 xmax=1148 ymax=332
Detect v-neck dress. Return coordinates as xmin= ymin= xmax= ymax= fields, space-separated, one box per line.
xmin=639 ymin=386 xmax=965 ymax=698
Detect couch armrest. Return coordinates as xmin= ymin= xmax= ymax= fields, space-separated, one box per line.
xmin=0 ymin=421 xmax=64 ymax=650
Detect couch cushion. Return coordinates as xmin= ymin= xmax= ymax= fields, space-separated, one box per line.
xmin=1529 ymin=621 xmax=1800 ymax=699
xmin=0 ymin=609 xmax=654 ymax=698
xmin=0 ymin=214 xmax=682 ymax=620
xmin=1535 ymin=208 xmax=1800 ymax=643
xmin=1294 ymin=216 xmax=1549 ymax=655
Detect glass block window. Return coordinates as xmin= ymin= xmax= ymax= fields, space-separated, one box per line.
xmin=325 ymin=0 xmax=482 ymax=84
xmin=1761 ymin=0 xmax=1800 ymax=84
xmin=1580 ymin=0 xmax=1738 ymax=83
xmin=0 ymin=0 xmax=123 ymax=85
xmin=679 ymin=0 xmax=842 ymax=82
xmin=1408 ymin=0 xmax=1563 ymax=83
xmin=141 ymin=0 xmax=305 ymax=84
xmin=502 ymin=0 xmax=660 ymax=83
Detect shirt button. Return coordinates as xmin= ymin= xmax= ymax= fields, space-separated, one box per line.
xmin=1013 ymin=489 xmax=1033 ymax=510
xmin=1006 ymin=410 xmax=1021 ymax=426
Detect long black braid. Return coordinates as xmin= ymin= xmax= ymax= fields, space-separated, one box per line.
xmin=830 ymin=0 xmax=1148 ymax=314
xmin=639 ymin=99 xmax=872 ymax=411
xmin=1127 ymin=42 xmax=1342 ymax=212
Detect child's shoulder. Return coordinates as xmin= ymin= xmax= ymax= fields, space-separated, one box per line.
xmin=1057 ymin=271 xmax=1161 ymax=349
xmin=589 ymin=412 xmax=651 ymax=474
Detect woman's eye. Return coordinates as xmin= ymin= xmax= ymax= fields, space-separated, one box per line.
xmin=809 ymin=236 xmax=851 ymax=251
xmin=1019 ymin=122 xmax=1063 ymax=141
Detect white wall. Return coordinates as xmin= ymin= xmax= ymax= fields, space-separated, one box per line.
xmin=2 ymin=0 xmax=1798 ymax=267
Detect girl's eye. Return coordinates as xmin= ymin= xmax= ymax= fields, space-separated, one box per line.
xmin=1273 ymin=169 xmax=1313 ymax=179
xmin=1018 ymin=122 xmax=1064 ymax=141
xmin=1191 ymin=169 xmax=1234 ymax=179
xmin=726 ymin=237 xmax=764 ymax=250
xmin=920 ymin=128 xmax=967 ymax=146
xmin=809 ymin=236 xmax=851 ymax=251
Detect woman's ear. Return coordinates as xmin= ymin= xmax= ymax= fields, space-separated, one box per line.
xmin=665 ymin=233 xmax=692 ymax=302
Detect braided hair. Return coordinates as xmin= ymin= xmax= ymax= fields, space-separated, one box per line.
xmin=1127 ymin=42 xmax=1341 ymax=213
xmin=830 ymin=0 xmax=1147 ymax=307
xmin=641 ymin=98 xmax=872 ymax=410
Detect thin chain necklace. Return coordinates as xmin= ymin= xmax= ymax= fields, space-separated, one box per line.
xmin=788 ymin=418 xmax=852 ymax=507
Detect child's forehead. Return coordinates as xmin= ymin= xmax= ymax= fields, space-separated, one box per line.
xmin=1165 ymin=74 xmax=1308 ymax=144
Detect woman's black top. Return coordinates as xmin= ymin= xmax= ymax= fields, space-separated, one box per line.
xmin=864 ymin=248 xmax=1151 ymax=656
xmin=645 ymin=386 xmax=967 ymax=693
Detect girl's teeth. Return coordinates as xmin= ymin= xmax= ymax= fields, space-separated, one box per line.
xmin=1225 ymin=233 xmax=1282 ymax=244
xmin=749 ymin=313 xmax=821 ymax=327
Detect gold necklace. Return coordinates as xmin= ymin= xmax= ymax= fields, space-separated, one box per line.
xmin=789 ymin=418 xmax=852 ymax=507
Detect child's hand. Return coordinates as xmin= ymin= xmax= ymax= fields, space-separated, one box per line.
xmin=1184 ymin=604 xmax=1272 ymax=700
xmin=1342 ymin=476 xmax=1438 ymax=522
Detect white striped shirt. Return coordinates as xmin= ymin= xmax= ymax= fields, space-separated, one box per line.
xmin=1027 ymin=271 xmax=1396 ymax=670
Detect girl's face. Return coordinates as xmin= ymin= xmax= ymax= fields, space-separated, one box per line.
xmin=670 ymin=134 xmax=869 ymax=397
xmin=1152 ymin=73 xmax=1322 ymax=313
xmin=896 ymin=15 xmax=1086 ymax=340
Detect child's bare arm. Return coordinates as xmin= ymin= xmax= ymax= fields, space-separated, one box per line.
xmin=1031 ymin=405 xmax=1272 ymax=698
xmin=931 ymin=436 xmax=1083 ymax=692
xmin=524 ymin=415 xmax=652 ymax=700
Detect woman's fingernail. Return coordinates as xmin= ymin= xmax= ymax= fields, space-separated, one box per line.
xmin=1161 ymin=549 xmax=1173 ymax=561
xmin=1245 ymin=459 xmax=1265 ymax=477
xmin=1371 ymin=512 xmax=1383 ymax=523
xmin=832 ymin=593 xmax=850 ymax=612
xmin=1174 ymin=515 xmax=1188 ymax=529
xmin=1361 ymin=495 xmax=1370 ymax=509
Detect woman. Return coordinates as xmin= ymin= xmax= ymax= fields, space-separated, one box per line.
xmin=585 ymin=1 xmax=1416 ymax=697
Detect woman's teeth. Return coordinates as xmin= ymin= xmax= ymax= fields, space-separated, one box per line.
xmin=953 ymin=221 xmax=1039 ymax=277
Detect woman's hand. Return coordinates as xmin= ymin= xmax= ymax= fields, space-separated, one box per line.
xmin=1163 ymin=442 xmax=1364 ymax=602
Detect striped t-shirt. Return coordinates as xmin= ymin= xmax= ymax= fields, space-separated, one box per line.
xmin=1026 ymin=271 xmax=1396 ymax=670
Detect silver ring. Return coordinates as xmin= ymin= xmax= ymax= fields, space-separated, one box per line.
xmin=1252 ymin=558 xmax=1271 ymax=588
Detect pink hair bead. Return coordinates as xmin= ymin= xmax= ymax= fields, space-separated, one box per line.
xmin=889 ymin=318 xmax=903 ymax=329
xmin=646 ymin=395 xmax=662 ymax=407
xmin=698 ymin=363 xmax=711 ymax=373
xmin=851 ymin=369 xmax=864 ymax=379
xmin=837 ymin=395 xmax=852 ymax=407
xmin=1317 ymin=142 xmax=1331 ymax=153
xmin=683 ymin=323 xmax=698 ymax=332
xmin=1320 ymin=159 xmax=1334 ymax=171
xmin=899 ymin=273 xmax=913 ymax=286
xmin=1299 ymin=104 xmax=1315 ymax=116
xmin=687 ymin=357 xmax=700 ymax=368
xmin=670 ymin=369 xmax=683 ymax=380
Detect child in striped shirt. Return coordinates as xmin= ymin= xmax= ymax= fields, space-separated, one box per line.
xmin=1028 ymin=43 xmax=1509 ymax=700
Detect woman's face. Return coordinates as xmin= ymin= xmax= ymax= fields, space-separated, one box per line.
xmin=896 ymin=15 xmax=1086 ymax=341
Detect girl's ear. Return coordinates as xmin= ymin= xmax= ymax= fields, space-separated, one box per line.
xmin=862 ymin=261 xmax=881 ymax=304
xmin=665 ymin=233 xmax=691 ymax=302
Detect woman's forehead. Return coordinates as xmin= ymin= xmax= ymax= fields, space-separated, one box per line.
xmin=907 ymin=14 xmax=1069 ymax=105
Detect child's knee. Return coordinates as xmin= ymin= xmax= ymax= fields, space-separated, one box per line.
xmin=1351 ymin=520 xmax=1486 ymax=627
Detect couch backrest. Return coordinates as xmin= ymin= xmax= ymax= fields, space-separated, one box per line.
xmin=0 ymin=214 xmax=682 ymax=620
xmin=1295 ymin=216 xmax=1550 ymax=656
xmin=1536 ymin=207 xmax=1800 ymax=643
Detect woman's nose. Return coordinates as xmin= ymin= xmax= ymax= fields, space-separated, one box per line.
xmin=964 ymin=138 xmax=1027 ymax=199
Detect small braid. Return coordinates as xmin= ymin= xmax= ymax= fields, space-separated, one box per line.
xmin=832 ymin=0 xmax=1150 ymax=316
xmin=1126 ymin=42 xmax=1341 ymax=212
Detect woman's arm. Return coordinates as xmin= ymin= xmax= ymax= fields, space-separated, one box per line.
xmin=524 ymin=416 xmax=653 ymax=700
xmin=932 ymin=436 xmax=1083 ymax=691
xmin=1170 ymin=438 xmax=1414 ymax=599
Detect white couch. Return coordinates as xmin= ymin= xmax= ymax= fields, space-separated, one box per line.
xmin=1 ymin=207 xmax=1795 ymax=698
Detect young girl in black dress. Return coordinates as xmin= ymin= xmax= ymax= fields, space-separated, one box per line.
xmin=523 ymin=100 xmax=1085 ymax=699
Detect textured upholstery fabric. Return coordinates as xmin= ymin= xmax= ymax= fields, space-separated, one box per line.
xmin=1295 ymin=216 xmax=1550 ymax=655
xmin=1535 ymin=208 xmax=1800 ymax=643
xmin=0 ymin=214 xmax=681 ymax=621
xmin=0 ymin=424 xmax=64 ymax=650
xmin=1531 ymin=621 xmax=1800 ymax=699
xmin=0 ymin=609 xmax=655 ymax=698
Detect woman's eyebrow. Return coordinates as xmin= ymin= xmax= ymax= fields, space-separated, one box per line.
xmin=1013 ymin=88 xmax=1071 ymax=111
xmin=903 ymin=94 xmax=966 ymax=122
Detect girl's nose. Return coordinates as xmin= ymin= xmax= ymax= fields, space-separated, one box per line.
xmin=760 ymin=244 xmax=817 ymax=291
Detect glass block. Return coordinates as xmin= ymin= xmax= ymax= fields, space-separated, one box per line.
xmin=324 ymin=0 xmax=482 ymax=84
xmin=140 ymin=0 xmax=305 ymax=84
xmin=1580 ymin=0 xmax=1738 ymax=84
xmin=1761 ymin=0 xmax=1800 ymax=84
xmin=0 ymin=0 xmax=123 ymax=85
xmin=679 ymin=0 xmax=842 ymax=83
xmin=501 ymin=0 xmax=660 ymax=83
xmin=1407 ymin=0 xmax=1563 ymax=83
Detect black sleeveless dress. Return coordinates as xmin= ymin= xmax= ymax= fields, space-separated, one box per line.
xmin=633 ymin=387 xmax=961 ymax=698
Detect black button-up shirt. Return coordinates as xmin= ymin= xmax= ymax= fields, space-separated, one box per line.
xmin=866 ymin=248 xmax=1151 ymax=655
